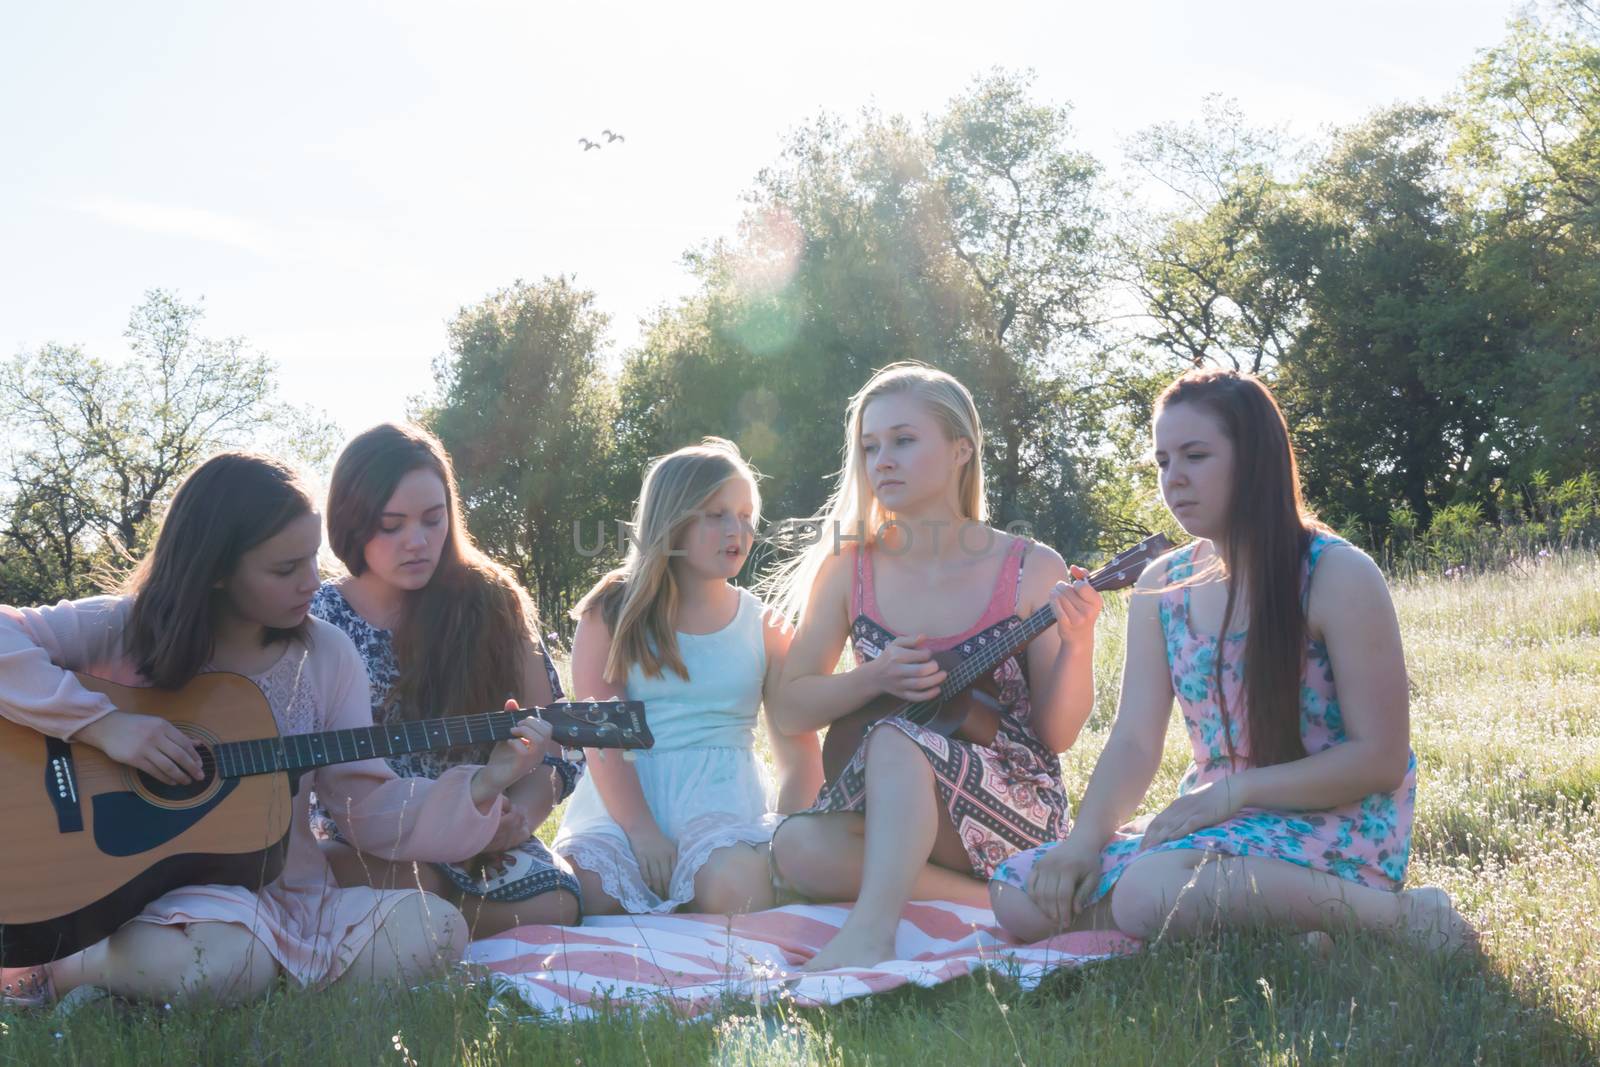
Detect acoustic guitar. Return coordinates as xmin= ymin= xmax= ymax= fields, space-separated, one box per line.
xmin=0 ymin=672 xmax=651 ymax=965
xmin=820 ymin=533 xmax=1175 ymax=781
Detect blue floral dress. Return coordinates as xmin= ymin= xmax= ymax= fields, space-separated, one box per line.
xmin=309 ymin=583 xmax=582 ymax=906
xmin=993 ymin=533 xmax=1416 ymax=904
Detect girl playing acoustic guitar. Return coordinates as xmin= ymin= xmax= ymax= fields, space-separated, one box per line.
xmin=0 ymin=453 xmax=548 ymax=1010
xmin=989 ymin=369 xmax=1475 ymax=953
xmin=764 ymin=362 xmax=1102 ymax=972
xmin=310 ymin=423 xmax=583 ymax=933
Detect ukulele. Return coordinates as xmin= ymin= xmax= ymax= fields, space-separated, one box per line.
xmin=820 ymin=533 xmax=1175 ymax=782
xmin=0 ymin=672 xmax=651 ymax=965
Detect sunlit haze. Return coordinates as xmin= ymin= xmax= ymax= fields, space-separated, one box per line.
xmin=1 ymin=0 xmax=1523 ymax=438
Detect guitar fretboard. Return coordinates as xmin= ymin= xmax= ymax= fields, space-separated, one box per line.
xmin=210 ymin=711 xmax=525 ymax=779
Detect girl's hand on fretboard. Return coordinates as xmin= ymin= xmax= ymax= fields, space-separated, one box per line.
xmin=1047 ymin=565 xmax=1103 ymax=645
xmin=471 ymin=700 xmax=554 ymax=805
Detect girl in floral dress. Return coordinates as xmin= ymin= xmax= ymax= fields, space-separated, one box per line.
xmin=990 ymin=369 xmax=1474 ymax=953
xmin=765 ymin=362 xmax=1103 ymax=972
xmin=311 ymin=423 xmax=584 ymax=934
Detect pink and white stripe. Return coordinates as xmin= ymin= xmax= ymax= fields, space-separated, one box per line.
xmin=464 ymin=901 xmax=1138 ymax=1021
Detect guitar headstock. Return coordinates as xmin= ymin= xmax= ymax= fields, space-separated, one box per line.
xmin=1086 ymin=533 xmax=1178 ymax=593
xmin=530 ymin=700 xmax=653 ymax=750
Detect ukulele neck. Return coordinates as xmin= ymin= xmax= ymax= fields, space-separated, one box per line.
xmin=899 ymin=546 xmax=1162 ymax=725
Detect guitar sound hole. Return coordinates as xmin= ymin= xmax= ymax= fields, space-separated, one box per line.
xmin=136 ymin=743 xmax=218 ymax=802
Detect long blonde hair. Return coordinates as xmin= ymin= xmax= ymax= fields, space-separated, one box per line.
xmin=573 ymin=437 xmax=762 ymax=683
xmin=762 ymin=361 xmax=986 ymax=624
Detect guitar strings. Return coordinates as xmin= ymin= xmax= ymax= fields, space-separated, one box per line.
xmin=200 ymin=704 xmax=628 ymax=778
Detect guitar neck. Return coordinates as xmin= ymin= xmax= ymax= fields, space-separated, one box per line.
xmin=209 ymin=710 xmax=526 ymax=780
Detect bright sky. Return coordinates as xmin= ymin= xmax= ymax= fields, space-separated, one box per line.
xmin=1 ymin=0 xmax=1524 ymax=440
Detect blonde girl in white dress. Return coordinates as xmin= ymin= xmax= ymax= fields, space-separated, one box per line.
xmin=554 ymin=438 xmax=823 ymax=915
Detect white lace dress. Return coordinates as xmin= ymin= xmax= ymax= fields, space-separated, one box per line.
xmin=553 ymin=587 xmax=778 ymax=913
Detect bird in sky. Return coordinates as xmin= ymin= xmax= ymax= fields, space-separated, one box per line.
xmin=602 ymin=129 xmax=625 ymax=143
xmin=578 ymin=137 xmax=601 ymax=151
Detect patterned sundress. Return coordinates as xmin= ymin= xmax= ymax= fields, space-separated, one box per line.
xmin=993 ymin=532 xmax=1417 ymax=903
xmin=790 ymin=536 xmax=1071 ymax=878
xmin=309 ymin=583 xmax=583 ymax=905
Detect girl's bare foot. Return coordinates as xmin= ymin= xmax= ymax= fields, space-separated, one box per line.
xmin=1400 ymin=886 xmax=1477 ymax=954
xmin=799 ymin=925 xmax=898 ymax=973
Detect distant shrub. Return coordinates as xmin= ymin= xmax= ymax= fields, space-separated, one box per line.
xmin=1379 ymin=471 xmax=1600 ymax=576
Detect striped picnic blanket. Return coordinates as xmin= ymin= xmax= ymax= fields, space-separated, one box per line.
xmin=464 ymin=901 xmax=1138 ymax=1021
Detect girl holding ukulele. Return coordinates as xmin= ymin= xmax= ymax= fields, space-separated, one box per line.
xmin=766 ymin=362 xmax=1102 ymax=972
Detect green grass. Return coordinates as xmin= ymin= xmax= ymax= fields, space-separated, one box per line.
xmin=6 ymin=554 xmax=1600 ymax=1065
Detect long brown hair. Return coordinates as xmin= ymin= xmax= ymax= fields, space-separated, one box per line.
xmin=1157 ymin=369 xmax=1324 ymax=767
xmin=123 ymin=453 xmax=315 ymax=688
xmin=573 ymin=438 xmax=761 ymax=684
xmin=326 ymin=422 xmax=540 ymax=719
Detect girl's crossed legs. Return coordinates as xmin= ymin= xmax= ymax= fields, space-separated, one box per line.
xmin=322 ymin=841 xmax=581 ymax=934
xmin=35 ymin=890 xmax=468 ymax=1007
xmin=570 ymin=842 xmax=777 ymax=917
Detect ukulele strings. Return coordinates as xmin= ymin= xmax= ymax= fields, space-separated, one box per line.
xmin=897 ymin=544 xmax=1156 ymax=724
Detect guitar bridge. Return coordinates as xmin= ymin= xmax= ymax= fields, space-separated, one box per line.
xmin=44 ymin=737 xmax=83 ymax=833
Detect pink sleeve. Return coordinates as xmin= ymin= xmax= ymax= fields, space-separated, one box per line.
xmin=311 ymin=629 xmax=501 ymax=863
xmin=0 ymin=597 xmax=131 ymax=740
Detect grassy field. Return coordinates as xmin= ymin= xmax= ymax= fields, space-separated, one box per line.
xmin=4 ymin=553 xmax=1599 ymax=1065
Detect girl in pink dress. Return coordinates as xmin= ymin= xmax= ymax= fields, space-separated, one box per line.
xmin=765 ymin=362 xmax=1103 ymax=972
xmin=0 ymin=453 xmax=549 ymax=1009
xmin=989 ymin=369 xmax=1474 ymax=953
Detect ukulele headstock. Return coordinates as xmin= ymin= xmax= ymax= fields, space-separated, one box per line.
xmin=1086 ymin=533 xmax=1178 ymax=593
xmin=532 ymin=700 xmax=653 ymax=750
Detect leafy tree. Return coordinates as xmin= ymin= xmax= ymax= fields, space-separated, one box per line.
xmin=0 ymin=290 xmax=336 ymax=603
xmin=1120 ymin=96 xmax=1311 ymax=376
xmin=1454 ymin=12 xmax=1600 ymax=482
xmin=614 ymin=111 xmax=974 ymax=535
xmin=931 ymin=70 xmax=1106 ymax=543
xmin=423 ymin=277 xmax=620 ymax=630
xmin=615 ymin=74 xmax=1115 ymax=562
xmin=1266 ymin=108 xmax=1520 ymax=537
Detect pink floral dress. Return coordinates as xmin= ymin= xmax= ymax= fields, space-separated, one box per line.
xmin=993 ymin=533 xmax=1416 ymax=902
